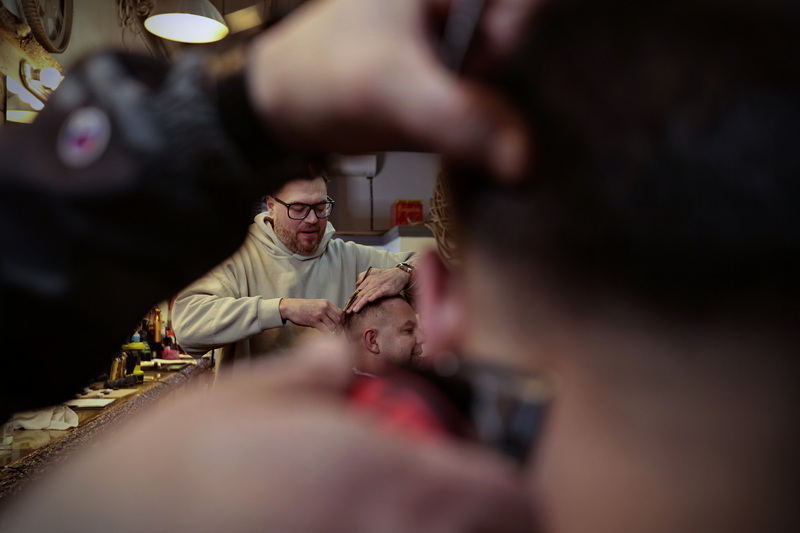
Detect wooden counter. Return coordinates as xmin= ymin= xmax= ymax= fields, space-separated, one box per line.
xmin=0 ymin=357 xmax=214 ymax=500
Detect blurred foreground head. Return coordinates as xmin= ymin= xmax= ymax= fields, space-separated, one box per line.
xmin=453 ymin=0 xmax=800 ymax=323
xmin=421 ymin=1 xmax=800 ymax=531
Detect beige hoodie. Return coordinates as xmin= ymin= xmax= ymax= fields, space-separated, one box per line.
xmin=173 ymin=213 xmax=413 ymax=376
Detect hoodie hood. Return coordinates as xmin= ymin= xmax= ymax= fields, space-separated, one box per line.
xmin=250 ymin=212 xmax=336 ymax=261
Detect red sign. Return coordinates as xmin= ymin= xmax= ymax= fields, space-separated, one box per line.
xmin=391 ymin=199 xmax=424 ymax=227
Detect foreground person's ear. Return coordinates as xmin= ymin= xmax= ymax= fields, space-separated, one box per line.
xmin=416 ymin=249 xmax=467 ymax=358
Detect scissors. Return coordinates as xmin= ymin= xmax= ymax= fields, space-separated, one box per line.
xmin=343 ymin=266 xmax=372 ymax=313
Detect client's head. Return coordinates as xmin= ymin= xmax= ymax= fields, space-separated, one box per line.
xmin=417 ymin=0 xmax=800 ymax=531
xmin=342 ymin=293 xmax=425 ymax=374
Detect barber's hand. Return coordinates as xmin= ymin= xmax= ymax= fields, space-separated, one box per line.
xmin=245 ymin=0 xmax=534 ymax=182
xmin=2 ymin=337 xmax=533 ymax=533
xmin=347 ymin=267 xmax=410 ymax=314
xmin=280 ymin=298 xmax=342 ymax=333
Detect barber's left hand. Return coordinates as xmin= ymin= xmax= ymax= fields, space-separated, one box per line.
xmin=347 ymin=267 xmax=411 ymax=313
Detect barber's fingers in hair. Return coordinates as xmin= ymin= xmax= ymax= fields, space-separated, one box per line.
xmin=349 ymin=277 xmax=395 ymax=312
xmin=345 ymin=293 xmax=364 ymax=314
xmin=355 ymin=268 xmax=402 ymax=297
xmin=346 ymin=287 xmax=378 ymax=314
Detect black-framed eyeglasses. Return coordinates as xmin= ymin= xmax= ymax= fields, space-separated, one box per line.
xmin=273 ymin=196 xmax=335 ymax=220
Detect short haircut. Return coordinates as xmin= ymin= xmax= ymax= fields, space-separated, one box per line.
xmin=342 ymin=292 xmax=412 ymax=342
xmin=448 ymin=0 xmax=800 ymax=323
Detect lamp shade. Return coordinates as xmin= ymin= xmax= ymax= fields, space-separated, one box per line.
xmin=144 ymin=0 xmax=229 ymax=44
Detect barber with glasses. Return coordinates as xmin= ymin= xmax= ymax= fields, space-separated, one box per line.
xmin=173 ymin=175 xmax=417 ymax=375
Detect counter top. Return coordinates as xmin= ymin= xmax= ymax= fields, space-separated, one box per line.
xmin=0 ymin=357 xmax=214 ymax=500
xmin=335 ymin=224 xmax=434 ymax=249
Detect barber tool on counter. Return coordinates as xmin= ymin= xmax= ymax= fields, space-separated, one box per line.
xmin=148 ymin=307 xmax=164 ymax=359
xmin=105 ymin=343 xmax=145 ymax=389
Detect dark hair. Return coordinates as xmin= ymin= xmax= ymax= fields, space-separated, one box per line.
xmin=449 ymin=0 xmax=800 ymax=320
xmin=269 ymin=173 xmax=329 ymax=198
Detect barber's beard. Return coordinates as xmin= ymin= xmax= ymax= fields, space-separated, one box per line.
xmin=275 ymin=223 xmax=322 ymax=255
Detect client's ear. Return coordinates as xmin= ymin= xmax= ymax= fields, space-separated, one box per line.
xmin=364 ymin=329 xmax=379 ymax=354
xmin=416 ymin=249 xmax=466 ymax=357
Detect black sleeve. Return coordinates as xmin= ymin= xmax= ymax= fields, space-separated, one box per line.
xmin=0 ymin=50 xmax=296 ymax=421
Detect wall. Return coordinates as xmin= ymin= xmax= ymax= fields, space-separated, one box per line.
xmin=328 ymin=151 xmax=441 ymax=232
xmin=55 ymin=1 xmax=151 ymax=70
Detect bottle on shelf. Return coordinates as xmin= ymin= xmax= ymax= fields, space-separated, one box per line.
xmin=149 ymin=307 xmax=164 ymax=359
xmin=166 ymin=296 xmax=182 ymax=354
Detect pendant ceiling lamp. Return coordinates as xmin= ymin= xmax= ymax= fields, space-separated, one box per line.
xmin=144 ymin=0 xmax=229 ymax=44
